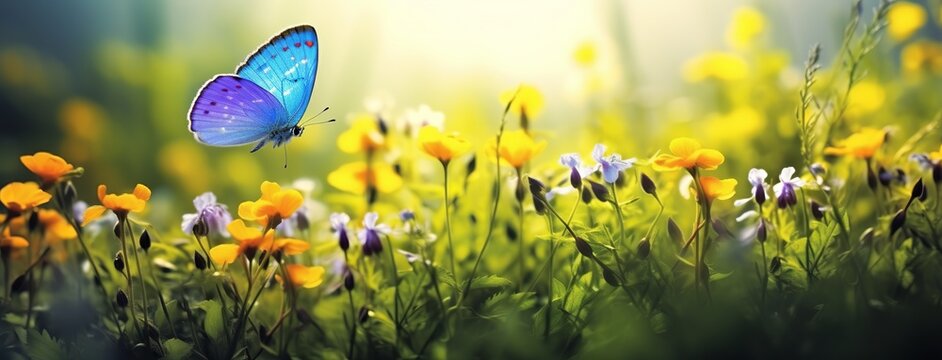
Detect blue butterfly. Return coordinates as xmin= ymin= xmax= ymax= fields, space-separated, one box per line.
xmin=188 ymin=25 xmax=330 ymax=159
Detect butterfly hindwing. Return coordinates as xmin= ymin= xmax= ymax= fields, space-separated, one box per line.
xmin=236 ymin=25 xmax=318 ymax=126
xmin=188 ymin=75 xmax=289 ymax=146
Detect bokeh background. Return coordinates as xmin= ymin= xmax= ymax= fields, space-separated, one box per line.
xmin=1 ymin=0 xmax=939 ymax=218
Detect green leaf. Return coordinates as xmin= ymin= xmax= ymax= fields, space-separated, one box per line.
xmin=24 ymin=329 xmax=65 ymax=360
xmin=162 ymin=338 xmax=193 ymax=360
xmin=196 ymin=300 xmax=225 ymax=342
xmin=470 ymin=275 xmax=513 ymax=290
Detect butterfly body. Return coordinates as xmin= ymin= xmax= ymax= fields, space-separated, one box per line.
xmin=188 ymin=25 xmax=319 ymax=153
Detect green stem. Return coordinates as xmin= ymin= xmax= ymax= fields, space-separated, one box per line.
xmin=385 ymin=235 xmax=401 ymax=350
xmin=442 ymin=161 xmax=459 ymax=282
xmin=127 ymin=222 xmax=151 ymax=338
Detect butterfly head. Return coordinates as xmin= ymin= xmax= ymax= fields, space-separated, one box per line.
xmin=292 ymin=125 xmax=305 ymax=138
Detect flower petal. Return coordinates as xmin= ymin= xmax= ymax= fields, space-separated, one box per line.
xmin=82 ymin=205 xmax=107 ymax=226
xmin=133 ymin=184 xmax=151 ymax=201
xmin=209 ymin=244 xmax=240 ymax=265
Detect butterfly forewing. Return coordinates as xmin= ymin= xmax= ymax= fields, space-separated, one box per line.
xmin=189 ymin=75 xmax=289 ymax=146
xmin=236 ymin=25 xmax=318 ymax=126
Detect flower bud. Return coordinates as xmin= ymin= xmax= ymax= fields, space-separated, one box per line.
xmin=194 ymin=251 xmax=207 ymax=270
xmin=756 ymin=219 xmax=767 ymax=243
xmin=358 ymin=306 xmax=373 ymax=324
xmin=504 ymin=223 xmax=518 ymax=241
xmin=602 ymin=267 xmax=620 ymax=287
xmin=192 ymin=218 xmax=209 ymax=238
xmin=114 ymin=251 xmax=125 ymax=272
xmin=769 ymin=256 xmax=782 ymax=273
xmin=338 ymin=229 xmax=350 ymax=251
xmin=515 ymin=179 xmax=526 ymax=202
xmin=11 ymin=274 xmax=28 ymax=293
xmin=910 ymin=178 xmax=925 ymax=203
xmin=296 ymin=308 xmax=315 ymax=325
xmin=113 ymin=221 xmax=122 ymax=238
xmin=63 ymin=181 xmax=77 ymax=205
xmin=933 ymin=163 xmax=942 ymax=184
xmin=754 ymin=185 xmax=766 ymax=206
xmin=890 ymin=209 xmax=906 ymax=236
xmin=867 ymin=166 xmax=878 ymax=191
xmin=637 ymin=238 xmax=651 ymax=259
xmin=27 ymin=212 xmax=40 ymax=232
xmin=139 ymin=230 xmax=151 ymax=252
xmin=810 ymin=201 xmax=824 ymax=220
xmin=574 ymin=237 xmax=593 ymax=258
xmin=667 ymin=218 xmax=683 ymax=244
xmin=466 ymin=155 xmax=477 ymax=176
xmin=580 ymin=186 xmax=593 ymax=204
xmin=367 ymin=186 xmax=378 ymax=205
xmin=344 ymin=269 xmax=355 ymax=291
xmin=569 ymin=167 xmax=583 ymax=189
xmin=376 ymin=117 xmax=388 ymax=136
xmin=295 ymin=213 xmax=310 ymax=232
xmin=588 ymin=181 xmax=610 ymax=202
xmin=640 ymin=173 xmax=657 ymax=196
xmin=877 ymin=166 xmax=892 ymax=187
xmin=116 ymin=289 xmax=129 ymax=307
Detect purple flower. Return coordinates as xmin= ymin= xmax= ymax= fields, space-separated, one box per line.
xmin=330 ymin=212 xmax=352 ymax=251
xmin=773 ymin=167 xmax=806 ymax=209
xmin=277 ymin=205 xmax=310 ymax=238
xmin=358 ymin=212 xmax=391 ymax=256
xmin=559 ymin=153 xmax=598 ymax=188
xmin=400 ymin=209 xmax=415 ymax=222
xmin=181 ymin=192 xmax=232 ymax=237
xmin=591 ymin=144 xmax=635 ymax=184
xmin=735 ymin=168 xmax=768 ymax=207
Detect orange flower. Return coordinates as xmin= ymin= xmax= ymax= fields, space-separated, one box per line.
xmin=1 ymin=182 xmax=52 ymax=216
xmin=82 ymin=184 xmax=151 ymax=225
xmin=209 ymin=220 xmax=309 ymax=265
xmin=20 ymin=152 xmax=76 ymax=184
xmin=653 ymin=138 xmax=725 ymax=171
xmin=36 ymin=209 xmax=77 ymax=244
xmin=327 ymin=162 xmax=403 ymax=195
xmin=929 ymin=144 xmax=942 ymax=162
xmin=282 ymin=264 xmax=326 ymax=289
xmin=824 ymin=128 xmax=885 ymax=159
xmin=697 ymin=176 xmax=738 ymax=203
xmin=238 ymin=181 xmax=303 ymax=226
xmin=418 ymin=125 xmax=472 ymax=164
xmin=0 ymin=227 xmax=28 ymax=250
xmin=488 ymin=129 xmax=546 ymax=169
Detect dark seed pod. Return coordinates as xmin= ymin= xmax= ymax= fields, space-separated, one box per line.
xmin=63 ymin=181 xmax=77 ymax=204
xmin=192 ymin=217 xmax=209 ymax=238
xmin=259 ymin=325 xmax=272 ymax=344
xmin=296 ymin=213 xmax=310 ymax=232
xmin=358 ymin=306 xmax=372 ymax=324
xmin=569 ymin=167 xmax=582 ymax=189
xmin=113 ymin=221 xmax=122 ymax=238
xmin=344 ymin=269 xmax=355 ymax=291
xmin=756 ymin=219 xmax=767 ymax=243
xmin=769 ymin=256 xmax=782 ymax=273
xmin=139 ymin=230 xmax=151 ymax=252
xmin=580 ymin=186 xmax=593 ymax=204
xmin=393 ymin=162 xmax=402 ymax=175
xmin=602 ymin=268 xmax=620 ymax=287
xmin=754 ymin=185 xmax=766 ymax=206
xmin=890 ymin=209 xmax=906 ymax=236
xmin=116 ymin=289 xmax=129 ymax=307
xmin=114 ymin=251 xmax=125 ymax=272
xmin=810 ymin=201 xmax=824 ymax=220
xmin=933 ymin=163 xmax=942 ymax=184
xmin=637 ymin=238 xmax=651 ymax=259
xmin=667 ymin=218 xmax=683 ymax=244
xmin=574 ymin=237 xmax=593 ymax=258
xmin=376 ymin=117 xmax=388 ymax=135
xmin=27 ymin=211 xmax=40 ymax=232
xmin=640 ymin=173 xmax=657 ymax=196
xmin=505 ymin=223 xmax=518 ymax=241
xmin=910 ymin=178 xmax=924 ymax=203
xmin=338 ymin=229 xmax=350 ymax=251
xmin=589 ymin=181 xmax=610 ymax=202
xmin=367 ymin=186 xmax=378 ymax=205
xmin=867 ymin=167 xmax=878 ymax=191
xmin=466 ymin=155 xmax=477 ymax=176
xmin=515 ymin=179 xmax=526 ymax=202
xmin=615 ymin=171 xmax=626 ymax=188
xmin=193 ymin=251 xmax=207 ymax=270
xmin=11 ymin=274 xmax=28 ymax=293
xmin=896 ymin=169 xmax=907 ymax=184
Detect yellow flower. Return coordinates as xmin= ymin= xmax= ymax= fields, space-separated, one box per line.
xmin=82 ymin=184 xmax=151 ymax=225
xmin=0 ymin=228 xmax=28 ymax=250
xmin=337 ymin=114 xmax=385 ymax=154
xmin=20 ymin=152 xmax=76 ymax=184
xmin=697 ymin=176 xmax=738 ymax=203
xmin=327 ymin=162 xmax=403 ymax=195
xmin=209 ymin=220 xmax=309 ymax=266
xmin=1 ymin=182 xmax=52 ymax=216
xmin=888 ymin=2 xmax=926 ymax=41
xmin=418 ymin=125 xmax=472 ymax=164
xmin=238 ymin=181 xmax=304 ymax=226
xmin=824 ymin=127 xmax=886 ymax=159
xmin=901 ymin=41 xmax=942 ymax=74
xmin=726 ymin=7 xmax=766 ymax=49
xmin=488 ymin=129 xmax=546 ymax=169
xmin=500 ymin=84 xmax=544 ymax=120
xmin=37 ymin=209 xmax=77 ymax=244
xmin=573 ymin=41 xmax=597 ymax=67
xmin=927 ymin=144 xmax=942 ymax=161
xmin=683 ymin=52 xmax=748 ymax=82
xmin=283 ymin=264 xmax=326 ymax=289
xmin=845 ymin=81 xmax=885 ymax=118
xmin=652 ymin=138 xmax=726 ymax=172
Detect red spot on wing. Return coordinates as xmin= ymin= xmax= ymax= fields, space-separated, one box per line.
xmin=282 ymin=46 xmax=289 ymax=51
xmin=235 ymin=85 xmax=242 ymax=89
xmin=293 ymin=42 xmax=301 ymax=48
xmin=305 ymin=40 xmax=314 ymax=47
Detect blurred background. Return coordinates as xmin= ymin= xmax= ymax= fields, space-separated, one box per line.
xmin=1 ymin=0 xmax=939 ymax=214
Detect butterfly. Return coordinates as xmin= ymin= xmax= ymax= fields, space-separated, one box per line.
xmin=188 ymin=25 xmax=332 ymax=166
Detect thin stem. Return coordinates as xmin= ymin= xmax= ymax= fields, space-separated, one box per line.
xmin=517 ymin=168 xmax=526 ymax=287
xmin=442 ymin=161 xmax=458 ymax=282
xmin=385 ymin=235 xmax=401 ymax=350
xmin=343 ymin=251 xmax=357 ymax=359
xmin=118 ymin=218 xmax=143 ymax=339
xmin=127 ymin=222 xmax=151 ymax=337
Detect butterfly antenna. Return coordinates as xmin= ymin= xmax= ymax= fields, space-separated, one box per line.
xmin=303 ymin=118 xmax=336 ymax=128
xmin=299 ymin=106 xmax=330 ymax=127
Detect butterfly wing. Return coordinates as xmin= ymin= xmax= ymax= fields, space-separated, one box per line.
xmin=188 ymin=75 xmax=289 ymax=146
xmin=236 ymin=25 xmax=318 ymax=127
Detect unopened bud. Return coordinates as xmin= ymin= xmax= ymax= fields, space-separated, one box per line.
xmin=63 ymin=181 xmax=77 ymax=204
xmin=192 ymin=218 xmax=209 ymax=238
xmin=810 ymin=201 xmax=824 ymax=220
xmin=139 ymin=230 xmax=151 ymax=252
xmin=867 ymin=167 xmax=878 ymax=191
xmin=114 ymin=251 xmax=125 ymax=272
xmin=194 ymin=251 xmax=207 ymax=270
xmin=602 ymin=268 xmax=620 ymax=287
xmin=667 ymin=218 xmax=683 ymax=244
xmin=890 ymin=209 xmax=906 ymax=236
xmin=757 ymin=219 xmax=767 ymax=243
xmin=116 ymin=289 xmax=129 ymax=307
xmin=569 ymin=167 xmax=582 ymax=189
xmin=589 ymin=181 xmax=610 ymax=202
xmin=27 ymin=212 xmax=40 ymax=232
xmin=877 ymin=166 xmax=892 ymax=187
xmin=11 ymin=274 xmax=28 ymax=293
xmin=344 ymin=270 xmax=355 ymax=291
xmin=910 ymin=179 xmax=925 ymax=203
xmin=769 ymin=256 xmax=782 ymax=273
xmin=640 ymin=173 xmax=657 ymax=196
xmin=580 ymin=186 xmax=593 ymax=204
xmin=466 ymin=155 xmax=477 ymax=176
xmin=637 ymin=238 xmax=651 ymax=259
xmin=574 ymin=237 xmax=593 ymax=258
